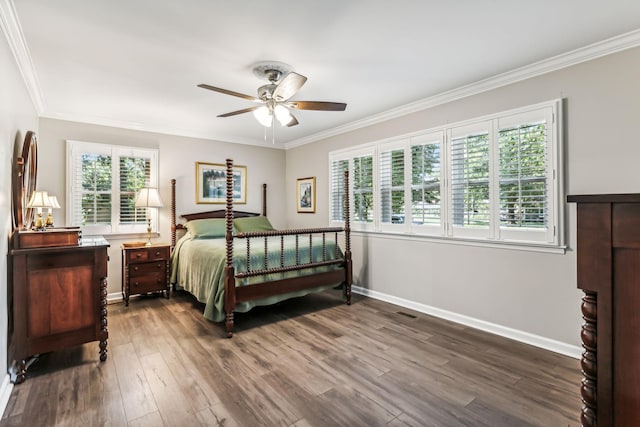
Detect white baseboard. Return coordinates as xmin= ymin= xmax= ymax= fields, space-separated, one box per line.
xmin=107 ymin=292 xmax=123 ymax=303
xmin=0 ymin=374 xmax=13 ymax=418
xmin=352 ymin=285 xmax=582 ymax=359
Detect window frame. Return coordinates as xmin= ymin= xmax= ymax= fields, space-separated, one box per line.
xmin=328 ymin=99 xmax=564 ymax=250
xmin=66 ymin=140 xmax=160 ymax=236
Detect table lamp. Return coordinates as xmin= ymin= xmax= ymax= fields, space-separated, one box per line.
xmin=134 ymin=187 xmax=164 ymax=246
xmin=27 ymin=190 xmax=52 ymax=231
xmin=45 ymin=195 xmax=61 ymax=227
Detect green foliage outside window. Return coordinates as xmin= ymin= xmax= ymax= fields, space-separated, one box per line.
xmin=499 ymin=123 xmax=547 ymax=228
xmin=353 ymin=155 xmax=373 ymax=223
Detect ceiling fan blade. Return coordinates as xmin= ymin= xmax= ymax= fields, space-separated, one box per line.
xmin=198 ymin=84 xmax=260 ymax=102
xmin=287 ymin=113 xmax=299 ymax=127
xmin=217 ymin=105 xmax=261 ymax=117
xmin=286 ymin=101 xmax=347 ymax=111
xmin=273 ymin=72 xmax=307 ymax=102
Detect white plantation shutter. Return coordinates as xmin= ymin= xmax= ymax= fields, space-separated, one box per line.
xmin=353 ymin=154 xmax=374 ymax=224
xmin=330 ymin=159 xmax=349 ymax=222
xmin=67 ymin=141 xmax=158 ymax=235
xmin=379 ymin=143 xmax=405 ymax=227
xmin=410 ymin=132 xmax=443 ymax=233
xmin=450 ymin=122 xmax=491 ymax=237
xmin=497 ymin=107 xmax=555 ymax=243
xmin=119 ymin=155 xmax=151 ymax=225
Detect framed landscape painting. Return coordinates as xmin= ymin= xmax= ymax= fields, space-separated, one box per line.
xmin=196 ymin=162 xmax=247 ymax=204
xmin=296 ymin=177 xmax=316 ymax=213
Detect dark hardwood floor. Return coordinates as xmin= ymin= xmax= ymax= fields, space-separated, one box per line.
xmin=1 ymin=290 xmax=581 ymax=426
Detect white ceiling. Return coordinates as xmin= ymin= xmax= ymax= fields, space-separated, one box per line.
xmin=7 ymin=1 xmax=640 ymax=148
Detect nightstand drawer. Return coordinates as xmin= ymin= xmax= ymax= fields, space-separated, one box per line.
xmin=126 ymin=246 xmax=170 ymax=263
xmin=129 ymin=261 xmax=166 ymax=277
xmin=130 ymin=275 xmax=166 ymax=294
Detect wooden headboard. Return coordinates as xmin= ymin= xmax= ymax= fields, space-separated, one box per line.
xmin=170 ymin=178 xmax=267 ymax=248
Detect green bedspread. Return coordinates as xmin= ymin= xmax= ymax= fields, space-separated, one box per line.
xmin=170 ymin=232 xmax=344 ymax=322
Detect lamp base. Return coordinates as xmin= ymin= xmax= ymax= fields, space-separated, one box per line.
xmin=145 ymin=218 xmax=152 ymax=246
xmin=32 ymin=213 xmax=46 ymax=231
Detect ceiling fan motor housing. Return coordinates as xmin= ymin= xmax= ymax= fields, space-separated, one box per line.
xmin=257 ymin=83 xmax=277 ymax=101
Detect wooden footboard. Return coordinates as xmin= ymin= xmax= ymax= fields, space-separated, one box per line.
xmin=222 ymin=159 xmax=352 ymax=337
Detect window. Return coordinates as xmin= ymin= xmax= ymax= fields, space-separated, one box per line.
xmin=353 ymin=153 xmax=374 ymax=225
xmin=449 ymin=122 xmax=491 ymax=238
xmin=330 ymin=159 xmax=348 ymax=222
xmin=328 ymin=100 xmax=562 ymax=248
xmin=67 ymin=141 xmax=159 ymax=235
xmin=410 ymin=132 xmax=443 ymax=234
xmin=379 ymin=140 xmax=406 ymax=228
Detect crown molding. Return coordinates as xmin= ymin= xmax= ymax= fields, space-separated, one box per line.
xmin=39 ymin=111 xmax=286 ymax=150
xmin=0 ymin=0 xmax=45 ymax=114
xmin=284 ymin=28 xmax=640 ymax=150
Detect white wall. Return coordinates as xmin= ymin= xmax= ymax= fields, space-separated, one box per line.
xmin=1 ymin=28 xmax=39 ymax=397
xmin=285 ymin=46 xmax=640 ymax=349
xmin=37 ymin=118 xmax=286 ymax=297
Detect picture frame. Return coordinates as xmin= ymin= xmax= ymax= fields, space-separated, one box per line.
xmin=296 ymin=177 xmax=316 ymax=213
xmin=196 ymin=162 xmax=247 ymax=204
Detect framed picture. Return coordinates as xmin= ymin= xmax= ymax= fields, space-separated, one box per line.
xmin=196 ymin=162 xmax=247 ymax=204
xmin=296 ymin=177 xmax=316 ymax=213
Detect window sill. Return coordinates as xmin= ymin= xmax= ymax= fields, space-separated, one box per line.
xmin=84 ymin=232 xmax=160 ymax=241
xmin=349 ymin=229 xmax=566 ymax=254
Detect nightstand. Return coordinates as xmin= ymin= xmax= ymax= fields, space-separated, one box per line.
xmin=121 ymin=243 xmax=170 ymax=306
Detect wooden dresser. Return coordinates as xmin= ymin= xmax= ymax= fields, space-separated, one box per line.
xmin=9 ymin=231 xmax=110 ymax=383
xmin=568 ymin=194 xmax=640 ymax=427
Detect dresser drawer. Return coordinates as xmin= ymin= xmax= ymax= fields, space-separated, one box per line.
xmin=126 ymin=246 xmax=170 ymax=263
xmin=130 ymin=275 xmax=166 ymax=294
xmin=129 ymin=261 xmax=166 ymax=277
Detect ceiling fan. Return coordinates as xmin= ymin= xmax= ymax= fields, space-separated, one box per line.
xmin=198 ymin=62 xmax=347 ymax=128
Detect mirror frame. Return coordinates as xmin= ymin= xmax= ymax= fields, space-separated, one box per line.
xmin=13 ymin=131 xmax=38 ymax=230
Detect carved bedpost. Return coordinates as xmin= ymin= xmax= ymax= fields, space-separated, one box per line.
xmin=224 ymin=159 xmax=236 ymax=337
xmin=344 ymin=170 xmax=352 ymax=305
xmin=171 ymin=179 xmax=176 ymax=249
xmin=262 ymin=183 xmax=267 ymax=217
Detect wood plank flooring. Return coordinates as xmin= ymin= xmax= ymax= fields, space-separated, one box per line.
xmin=1 ymin=291 xmax=582 ymax=426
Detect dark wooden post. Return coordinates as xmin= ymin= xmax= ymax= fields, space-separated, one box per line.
xmin=224 ymin=159 xmax=236 ymax=337
xmin=344 ymin=170 xmax=352 ymax=305
xmin=170 ymin=179 xmax=176 ymax=249
xmin=262 ymin=183 xmax=267 ymax=216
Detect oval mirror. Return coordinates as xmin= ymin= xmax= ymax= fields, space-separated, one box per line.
xmin=13 ymin=131 xmax=38 ymax=230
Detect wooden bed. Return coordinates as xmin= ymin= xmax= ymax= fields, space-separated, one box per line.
xmin=170 ymin=158 xmax=352 ymax=337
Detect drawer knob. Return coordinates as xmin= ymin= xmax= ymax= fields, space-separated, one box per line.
xmin=136 ymin=253 xmax=142 ymax=258
xmin=133 ymin=266 xmax=139 ymax=271
xmin=155 ymin=251 xmax=160 ymax=256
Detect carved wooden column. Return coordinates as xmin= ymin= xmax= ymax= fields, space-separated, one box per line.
xmin=580 ymin=291 xmax=597 ymax=427
xmin=99 ymin=276 xmax=108 ymax=361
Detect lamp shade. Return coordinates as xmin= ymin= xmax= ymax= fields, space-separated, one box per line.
xmin=27 ymin=191 xmax=51 ymax=208
xmin=47 ymin=195 xmax=61 ymax=209
xmin=134 ymin=187 xmax=164 ymax=208
xmin=253 ymin=106 xmax=273 ymax=127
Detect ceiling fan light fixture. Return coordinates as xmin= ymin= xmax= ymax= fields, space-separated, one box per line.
xmin=274 ymin=104 xmax=293 ymax=126
xmin=253 ymin=105 xmax=273 ymax=127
